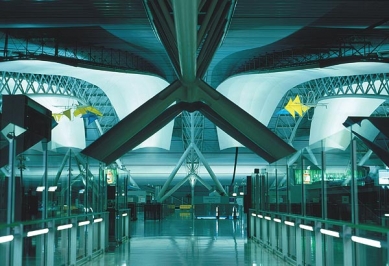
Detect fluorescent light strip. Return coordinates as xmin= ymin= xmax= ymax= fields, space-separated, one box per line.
xmin=36 ymin=186 xmax=45 ymax=192
xmin=94 ymin=218 xmax=103 ymax=223
xmin=264 ymin=216 xmax=271 ymax=221
xmin=232 ymin=193 xmax=237 ymax=196
xmin=257 ymin=214 xmax=263 ymax=218
xmin=299 ymin=224 xmax=314 ymax=231
xmin=27 ymin=228 xmax=49 ymax=237
xmin=122 ymin=213 xmax=127 ymax=217
xmin=351 ymin=236 xmax=381 ymax=248
xmin=385 ymin=214 xmax=389 ymax=217
xmin=320 ymin=228 xmax=340 ymax=238
xmin=48 ymin=186 xmax=57 ymax=192
xmin=0 ymin=235 xmax=14 ymax=243
xmin=284 ymin=221 xmax=295 ymax=227
xmin=251 ymin=213 xmax=256 ymax=217
xmin=57 ymin=224 xmax=73 ymax=231
xmin=78 ymin=221 xmax=90 ymax=226
xmin=239 ymin=192 xmax=244 ymax=195
xmin=274 ymin=218 xmax=281 ymax=223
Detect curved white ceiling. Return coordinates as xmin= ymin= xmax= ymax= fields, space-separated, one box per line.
xmin=216 ymin=62 xmax=389 ymax=150
xmin=0 ymin=60 xmax=173 ymax=150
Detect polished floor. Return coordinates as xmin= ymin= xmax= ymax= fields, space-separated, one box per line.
xmin=85 ymin=210 xmax=291 ymax=266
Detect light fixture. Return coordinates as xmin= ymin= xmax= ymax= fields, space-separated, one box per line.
xmin=385 ymin=214 xmax=389 ymax=217
xmin=299 ymin=224 xmax=313 ymax=231
xmin=94 ymin=218 xmax=103 ymax=223
xmin=122 ymin=213 xmax=128 ymax=217
xmin=48 ymin=186 xmax=58 ymax=192
xmin=251 ymin=213 xmax=256 ymax=217
xmin=78 ymin=221 xmax=90 ymax=226
xmin=36 ymin=186 xmax=45 ymax=192
xmin=320 ymin=228 xmax=340 ymax=238
xmin=0 ymin=235 xmax=14 ymax=243
xmin=239 ymin=192 xmax=244 ymax=196
xmin=274 ymin=218 xmax=281 ymax=223
xmin=351 ymin=236 xmax=381 ymax=248
xmin=57 ymin=224 xmax=73 ymax=231
xmin=232 ymin=192 xmax=237 ymax=196
xmin=264 ymin=216 xmax=271 ymax=220
xmin=284 ymin=221 xmax=295 ymax=227
xmin=27 ymin=228 xmax=49 ymax=237
xmin=257 ymin=214 xmax=263 ymax=218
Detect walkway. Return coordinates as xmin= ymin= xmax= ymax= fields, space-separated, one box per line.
xmin=84 ymin=211 xmax=291 ymax=266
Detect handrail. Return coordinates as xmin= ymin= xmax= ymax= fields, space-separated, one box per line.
xmin=0 ymin=211 xmax=109 ymax=231
xmin=250 ymin=208 xmax=389 ymax=234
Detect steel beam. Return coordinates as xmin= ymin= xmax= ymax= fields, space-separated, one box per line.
xmin=159 ymin=174 xmax=191 ymax=202
xmin=81 ymin=80 xmax=183 ymax=163
xmin=172 ymin=0 xmax=198 ymax=83
xmin=193 ymin=144 xmax=226 ymax=196
xmin=157 ymin=143 xmax=194 ymax=201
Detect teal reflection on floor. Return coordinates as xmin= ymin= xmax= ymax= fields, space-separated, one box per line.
xmin=85 ymin=211 xmax=291 ymax=266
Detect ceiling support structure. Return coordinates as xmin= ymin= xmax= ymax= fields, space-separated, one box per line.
xmin=173 ymin=0 xmax=198 ymax=83
xmin=83 ymin=0 xmax=296 ymax=190
xmin=193 ymin=144 xmax=226 ymax=195
xmin=157 ymin=143 xmax=194 ymax=201
xmin=159 ymin=174 xmax=191 ymax=203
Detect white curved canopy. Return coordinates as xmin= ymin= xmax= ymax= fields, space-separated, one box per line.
xmin=216 ymin=62 xmax=389 ymax=150
xmin=0 ymin=60 xmax=173 ymax=150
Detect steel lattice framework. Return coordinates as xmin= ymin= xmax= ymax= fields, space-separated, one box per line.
xmin=0 ymin=71 xmax=119 ymax=133
xmin=181 ymin=111 xmax=204 ymax=175
xmin=229 ymin=33 xmax=389 ymax=78
xmin=0 ymin=31 xmax=164 ymax=80
xmin=271 ymin=73 xmax=389 ymax=144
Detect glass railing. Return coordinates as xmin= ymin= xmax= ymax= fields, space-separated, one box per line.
xmin=249 ymin=209 xmax=389 ymax=265
xmin=0 ymin=211 xmax=109 ymax=266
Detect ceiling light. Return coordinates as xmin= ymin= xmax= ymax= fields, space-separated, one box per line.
xmin=48 ymin=186 xmax=57 ymax=192
xmin=36 ymin=186 xmax=45 ymax=192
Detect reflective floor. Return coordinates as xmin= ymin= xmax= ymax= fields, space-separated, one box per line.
xmin=85 ymin=211 xmax=291 ymax=266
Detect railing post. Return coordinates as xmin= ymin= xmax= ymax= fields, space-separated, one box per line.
xmin=69 ymin=218 xmax=77 ymax=266
xmin=315 ymin=222 xmax=323 ymax=265
xmin=343 ymin=225 xmax=354 ymax=266
xmin=296 ymin=219 xmax=303 ymax=266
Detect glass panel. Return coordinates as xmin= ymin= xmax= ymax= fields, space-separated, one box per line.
xmin=289 ymin=152 xmax=303 ymax=215
xmin=324 ymin=139 xmax=352 ymax=222
xmin=23 ymin=224 xmax=47 ymax=265
xmin=303 ymin=145 xmax=323 ymax=218
xmin=54 ymin=226 xmax=71 ymax=265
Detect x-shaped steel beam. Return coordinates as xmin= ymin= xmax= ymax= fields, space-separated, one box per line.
xmin=82 ymin=0 xmax=296 ymax=164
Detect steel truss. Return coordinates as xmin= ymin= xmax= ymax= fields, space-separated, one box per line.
xmin=230 ymin=34 xmax=389 ymax=78
xmin=0 ymin=31 xmax=163 ymax=79
xmin=182 ymin=111 xmax=204 ymax=174
xmin=272 ymin=73 xmax=389 ymax=144
xmin=0 ymin=71 xmax=119 ymax=133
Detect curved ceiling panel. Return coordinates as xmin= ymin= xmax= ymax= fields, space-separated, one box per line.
xmin=0 ymin=60 xmax=173 ymax=150
xmin=216 ymin=62 xmax=389 ymax=150
xmin=310 ymin=97 xmax=384 ymax=149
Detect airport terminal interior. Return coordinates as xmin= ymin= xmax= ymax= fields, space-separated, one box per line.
xmin=1 ymin=0 xmax=389 ymax=265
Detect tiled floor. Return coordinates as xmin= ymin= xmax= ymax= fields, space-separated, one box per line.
xmin=85 ymin=211 xmax=291 ymax=266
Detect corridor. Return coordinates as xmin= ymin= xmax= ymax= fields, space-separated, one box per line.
xmin=85 ymin=211 xmax=290 ymax=266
